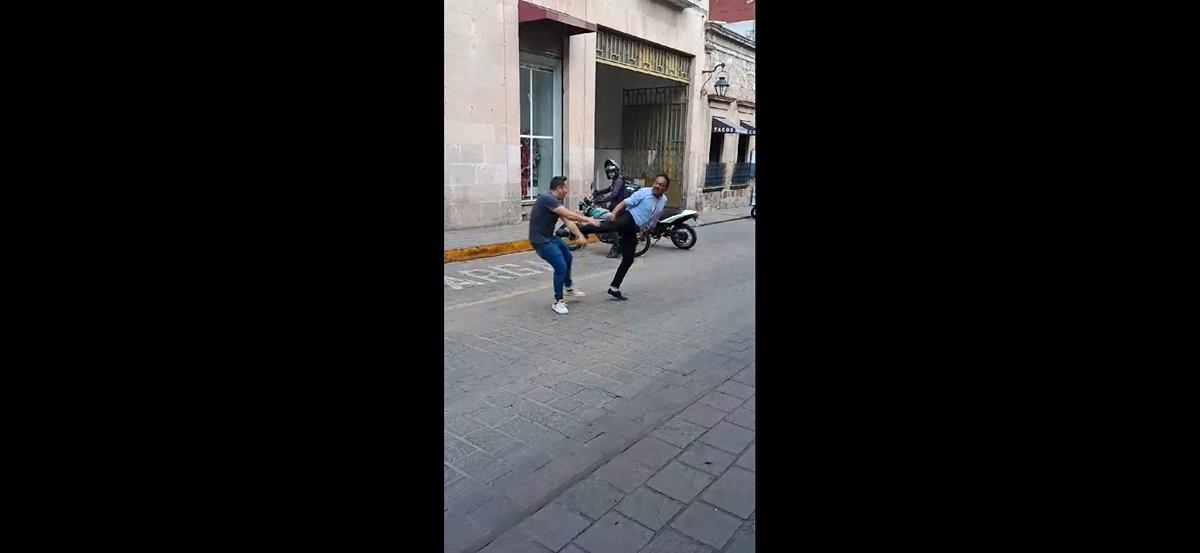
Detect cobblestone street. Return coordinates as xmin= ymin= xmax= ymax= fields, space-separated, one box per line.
xmin=445 ymin=219 xmax=755 ymax=553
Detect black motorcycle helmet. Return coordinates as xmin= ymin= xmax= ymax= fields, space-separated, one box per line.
xmin=604 ymin=159 xmax=621 ymax=180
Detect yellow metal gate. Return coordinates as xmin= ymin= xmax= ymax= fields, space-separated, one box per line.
xmin=622 ymin=86 xmax=688 ymax=208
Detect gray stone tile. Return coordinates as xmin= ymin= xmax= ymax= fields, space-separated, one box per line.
xmin=526 ymin=386 xmax=564 ymax=405
xmin=470 ymin=404 xmax=515 ymax=427
xmin=559 ymin=546 xmax=588 ymax=553
xmin=670 ymin=502 xmax=743 ymax=549
xmin=646 ymin=461 xmax=714 ymax=503
xmin=715 ymin=380 xmax=755 ymax=400
xmin=454 ymin=450 xmax=514 ymax=484
xmin=735 ymin=443 xmax=755 ymax=472
xmin=724 ymin=407 xmax=755 ymax=431
xmin=446 ymin=433 xmax=477 ymax=464
xmin=497 ymin=416 xmax=563 ymax=449
xmin=445 ymin=464 xmax=459 ymax=485
xmin=677 ymin=442 xmax=737 ymax=476
xmin=741 ymin=395 xmax=755 ymax=412
xmin=701 ymin=466 xmax=756 ymax=519
xmin=696 ymin=391 xmax=744 ymax=413
xmin=465 ymin=427 xmax=516 ymax=453
xmin=699 ymin=422 xmax=755 ymax=455
xmin=446 ymin=414 xmax=484 ymax=437
xmin=571 ymin=511 xmax=654 ymax=553
xmin=677 ymin=402 xmax=728 ymax=428
xmin=478 ymin=529 xmax=554 ymax=553
xmin=613 ymin=486 xmax=684 ymax=531
xmin=620 ymin=436 xmax=681 ymax=470
xmin=467 ymin=493 xmax=522 ymax=532
xmin=652 ymin=417 xmax=708 ymax=449
xmin=639 ymin=528 xmax=717 ymax=553
xmin=552 ymin=380 xmax=585 ymax=396
xmin=732 ymin=366 xmax=755 ymax=386
xmin=724 ymin=518 xmax=756 ymax=553
xmin=444 ymin=477 xmax=475 ymax=505
xmin=548 ymin=396 xmax=584 ymax=413
xmin=517 ymin=502 xmax=591 ymax=551
xmin=556 ymin=477 xmax=626 ymax=520
xmin=593 ymin=456 xmax=655 ymax=493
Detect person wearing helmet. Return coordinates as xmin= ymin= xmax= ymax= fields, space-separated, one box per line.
xmin=595 ymin=159 xmax=630 ymax=259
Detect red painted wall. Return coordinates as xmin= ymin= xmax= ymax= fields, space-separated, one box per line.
xmin=710 ymin=0 xmax=755 ymax=23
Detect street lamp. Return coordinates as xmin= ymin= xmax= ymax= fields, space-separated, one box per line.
xmin=714 ymin=76 xmax=730 ymax=97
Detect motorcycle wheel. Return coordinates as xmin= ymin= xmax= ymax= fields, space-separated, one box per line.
xmin=634 ymin=233 xmax=652 ymax=257
xmin=670 ymin=223 xmax=697 ymax=249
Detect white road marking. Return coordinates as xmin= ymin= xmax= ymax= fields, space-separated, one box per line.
xmin=444 ymin=270 xmax=612 ymax=312
xmin=458 ymin=268 xmax=515 ymax=283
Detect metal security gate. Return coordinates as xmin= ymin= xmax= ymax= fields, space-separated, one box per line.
xmin=622 ymin=86 xmax=688 ymax=208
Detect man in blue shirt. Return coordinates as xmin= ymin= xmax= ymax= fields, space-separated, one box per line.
xmin=575 ymin=173 xmax=669 ymax=300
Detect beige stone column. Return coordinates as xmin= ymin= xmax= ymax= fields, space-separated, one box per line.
xmin=564 ymin=32 xmax=596 ymax=202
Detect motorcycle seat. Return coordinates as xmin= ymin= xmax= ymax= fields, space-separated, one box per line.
xmin=658 ymin=208 xmax=683 ymax=221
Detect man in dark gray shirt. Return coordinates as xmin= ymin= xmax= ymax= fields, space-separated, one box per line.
xmin=530 ymin=176 xmax=600 ymax=314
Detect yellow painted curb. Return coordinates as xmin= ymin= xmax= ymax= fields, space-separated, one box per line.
xmin=444 ymin=235 xmax=601 ymax=264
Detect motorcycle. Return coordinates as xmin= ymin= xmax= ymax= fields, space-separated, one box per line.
xmin=555 ymin=182 xmax=653 ymax=256
xmin=642 ymin=207 xmax=700 ymax=253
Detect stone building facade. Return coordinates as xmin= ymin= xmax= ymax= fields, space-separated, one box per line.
xmin=444 ymin=0 xmax=711 ymax=230
xmin=698 ymin=20 xmax=755 ymax=211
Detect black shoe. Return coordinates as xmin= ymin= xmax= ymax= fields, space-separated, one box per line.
xmin=607 ymin=289 xmax=628 ymax=301
xmin=606 ymin=248 xmax=621 ymax=259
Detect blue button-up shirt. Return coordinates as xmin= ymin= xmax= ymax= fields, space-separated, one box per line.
xmin=624 ymin=188 xmax=667 ymax=230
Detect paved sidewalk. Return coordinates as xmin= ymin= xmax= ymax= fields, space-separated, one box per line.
xmin=445 ymin=206 xmax=753 ymax=251
xmin=478 ymin=366 xmax=756 ymax=553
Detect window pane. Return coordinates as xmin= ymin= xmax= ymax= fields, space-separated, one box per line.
xmin=531 ymin=138 xmax=554 ymax=198
xmin=531 ymin=68 xmax=554 ymax=137
xmin=520 ymin=67 xmax=531 ymax=135
xmin=521 ymin=137 xmax=531 ymax=199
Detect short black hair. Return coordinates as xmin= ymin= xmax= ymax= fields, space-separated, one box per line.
xmin=656 ymin=173 xmax=670 ymax=187
xmin=550 ymin=176 xmax=568 ymax=190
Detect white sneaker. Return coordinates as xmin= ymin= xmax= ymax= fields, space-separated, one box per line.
xmin=565 ymin=288 xmax=586 ymax=298
xmin=552 ymin=300 xmax=569 ymax=314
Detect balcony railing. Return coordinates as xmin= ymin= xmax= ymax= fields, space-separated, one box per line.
xmin=703 ymin=162 xmax=727 ymax=189
xmin=731 ymin=163 xmax=753 ymax=186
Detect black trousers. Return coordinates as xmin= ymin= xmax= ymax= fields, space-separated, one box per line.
xmin=578 ymin=212 xmax=639 ymax=289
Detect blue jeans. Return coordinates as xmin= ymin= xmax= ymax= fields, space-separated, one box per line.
xmin=532 ymin=237 xmax=573 ymax=301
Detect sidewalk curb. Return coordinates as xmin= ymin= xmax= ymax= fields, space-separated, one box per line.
xmin=443 ymin=215 xmax=751 ymax=263
xmin=444 ymin=235 xmax=599 ymax=264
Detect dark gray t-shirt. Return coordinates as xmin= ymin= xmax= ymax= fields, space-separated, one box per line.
xmin=528 ymin=192 xmax=563 ymax=245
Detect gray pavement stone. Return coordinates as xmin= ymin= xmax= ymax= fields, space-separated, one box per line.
xmin=593 ymin=456 xmax=655 ymax=493
xmin=670 ymin=502 xmax=743 ymax=550
xmin=497 ymin=416 xmax=563 ymax=449
xmin=646 ymin=461 xmax=714 ymax=503
xmin=526 ymin=386 xmax=564 ymax=405
xmin=454 ymin=450 xmax=514 ymax=484
xmin=446 ymin=433 xmax=477 ymax=464
xmin=552 ymin=381 xmax=585 ymax=396
xmin=652 ymin=417 xmax=708 ymax=449
xmin=715 ymin=380 xmax=755 ymax=400
xmin=699 ymin=422 xmax=755 ymax=455
xmin=724 ymin=520 xmax=756 ymax=553
xmin=639 ymin=528 xmax=717 ymax=553
xmin=445 ymin=464 xmax=460 ymax=485
xmin=741 ymin=395 xmax=755 ymax=412
xmin=517 ymin=502 xmax=591 ymax=551
xmin=735 ymin=443 xmax=756 ymax=472
xmin=731 ymin=366 xmax=755 ymax=386
xmin=696 ymin=391 xmax=745 ymax=413
xmin=555 ymin=477 xmax=625 ymax=520
xmin=677 ymin=402 xmax=729 ymax=428
xmin=465 ymin=427 xmax=517 ymax=453
xmin=446 ymin=414 xmax=484 ymax=437
xmin=548 ymin=397 xmax=584 ymax=413
xmin=724 ymin=407 xmax=755 ymax=431
xmin=571 ymin=511 xmax=655 ymax=553
xmin=445 ymin=476 xmax=475 ymax=504
xmin=445 ymin=510 xmax=490 ymax=553
xmin=478 ymin=530 xmax=554 ymax=553
xmin=701 ymin=466 xmax=756 ymax=519
xmin=613 ymin=486 xmax=684 ymax=531
xmin=467 ymin=494 xmax=523 ymax=533
xmin=677 ymin=441 xmax=737 ymax=476
xmin=469 ymin=404 xmax=516 ymax=427
xmin=620 ymin=436 xmax=681 ymax=470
